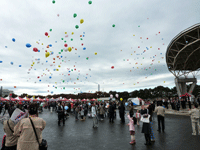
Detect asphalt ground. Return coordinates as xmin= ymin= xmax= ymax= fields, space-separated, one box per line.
xmin=0 ymin=109 xmax=200 ymax=150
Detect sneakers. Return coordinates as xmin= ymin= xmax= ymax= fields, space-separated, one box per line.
xmin=129 ymin=140 xmax=135 ymax=145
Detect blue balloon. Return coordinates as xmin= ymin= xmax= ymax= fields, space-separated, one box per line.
xmin=61 ymin=56 xmax=63 ymax=58
xmin=83 ymin=47 xmax=86 ymax=50
xmin=49 ymin=44 xmax=52 ymax=47
xmin=125 ymin=102 xmax=128 ymax=106
xmin=12 ymin=38 xmax=15 ymax=42
xmin=46 ymin=61 xmax=48 ymax=63
xmin=51 ymin=52 xmax=54 ymax=55
xmin=26 ymin=43 xmax=31 ymax=48
xmin=65 ymin=106 xmax=68 ymax=110
xmin=19 ymin=65 xmax=21 ymax=67
xmin=5 ymin=46 xmax=7 ymax=48
xmin=78 ymin=55 xmax=80 ymax=57
xmin=83 ymin=32 xmax=85 ymax=34
xmin=55 ymin=41 xmax=57 ymax=43
xmin=51 ymin=91 xmax=53 ymax=94
xmin=49 ymin=76 xmax=52 ymax=79
xmin=38 ymin=50 xmax=40 ymax=52
xmin=11 ymin=62 xmax=13 ymax=65
xmin=83 ymin=35 xmax=85 ymax=37
xmin=88 ymin=103 xmax=91 ymax=106
xmin=0 ymin=61 xmax=3 ymax=63
xmin=39 ymin=80 xmax=41 ymax=82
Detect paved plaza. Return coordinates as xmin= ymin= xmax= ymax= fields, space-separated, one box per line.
xmin=0 ymin=109 xmax=200 ymax=150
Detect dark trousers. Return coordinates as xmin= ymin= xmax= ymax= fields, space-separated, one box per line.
xmin=58 ymin=115 xmax=65 ymax=125
xmin=75 ymin=111 xmax=78 ymax=120
xmin=4 ymin=145 xmax=17 ymax=150
xmin=144 ymin=134 xmax=151 ymax=144
xmin=157 ymin=115 xmax=165 ymax=131
xmin=109 ymin=112 xmax=114 ymax=122
xmin=120 ymin=113 xmax=125 ymax=123
xmin=188 ymin=102 xmax=191 ymax=109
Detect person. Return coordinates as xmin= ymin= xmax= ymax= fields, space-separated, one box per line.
xmin=80 ymin=107 xmax=85 ymax=121
xmin=136 ymin=110 xmax=141 ymax=125
xmin=188 ymin=99 xmax=191 ymax=110
xmin=164 ymin=99 xmax=168 ymax=109
xmin=108 ymin=102 xmax=114 ymax=123
xmin=127 ymin=112 xmax=136 ymax=145
xmin=91 ymin=103 xmax=98 ymax=128
xmin=57 ymin=103 xmax=65 ymax=126
xmin=154 ymin=103 xmax=165 ymax=132
xmin=188 ymin=103 xmax=200 ymax=135
xmin=3 ymin=108 xmax=17 ymax=150
xmin=176 ymin=100 xmax=180 ymax=111
xmin=13 ymin=103 xmax=46 ymax=150
xmin=50 ymin=102 xmax=53 ymax=113
xmin=140 ymin=105 xmax=151 ymax=145
xmin=99 ymin=103 xmax=105 ymax=121
xmin=119 ymin=102 xmax=125 ymax=123
xmin=75 ymin=105 xmax=79 ymax=121
xmin=129 ymin=103 xmax=134 ymax=118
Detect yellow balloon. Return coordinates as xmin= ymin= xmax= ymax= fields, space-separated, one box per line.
xmin=68 ymin=47 xmax=72 ymax=52
xmin=65 ymin=32 xmax=67 ymax=34
xmin=58 ymin=65 xmax=61 ymax=67
xmin=56 ymin=69 xmax=59 ymax=71
xmin=33 ymin=62 xmax=35 ymax=64
xmin=48 ymin=36 xmax=50 ymax=38
xmin=71 ymin=32 xmax=74 ymax=35
xmin=164 ymin=81 xmax=165 ymax=83
xmin=120 ymin=98 xmax=123 ymax=101
xmin=80 ymin=19 xmax=84 ymax=24
xmin=133 ymin=34 xmax=135 ymax=36
xmin=45 ymin=52 xmax=50 ymax=58
xmin=41 ymin=43 xmax=43 ymax=45
xmin=150 ymin=46 xmax=152 ymax=48
xmin=31 ymin=64 xmax=33 ymax=66
xmin=94 ymin=52 xmax=97 ymax=55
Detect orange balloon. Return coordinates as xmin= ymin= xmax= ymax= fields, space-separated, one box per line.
xmin=75 ymin=48 xmax=77 ymax=50
xmin=14 ymin=86 xmax=16 ymax=88
xmin=53 ymin=58 xmax=55 ymax=60
xmin=57 ymin=56 xmax=59 ymax=58
xmin=80 ymin=35 xmax=82 ymax=37
xmin=47 ymin=45 xmax=49 ymax=48
xmin=53 ymin=61 xmax=55 ymax=63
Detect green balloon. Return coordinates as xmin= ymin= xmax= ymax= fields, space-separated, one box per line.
xmin=59 ymin=52 xmax=61 ymax=54
xmin=75 ymin=25 xmax=79 ymax=29
xmin=71 ymin=38 xmax=73 ymax=41
xmin=80 ymin=38 xmax=83 ymax=40
xmin=61 ymin=38 xmax=63 ymax=40
xmin=112 ymin=24 xmax=115 ymax=27
xmin=64 ymin=41 xmax=66 ymax=43
xmin=52 ymin=0 xmax=55 ymax=4
xmin=88 ymin=1 xmax=92 ymax=4
xmin=50 ymin=29 xmax=52 ymax=31
xmin=73 ymin=13 xmax=77 ymax=18
xmin=63 ymin=87 xmax=65 ymax=89
xmin=61 ymin=49 xmax=63 ymax=52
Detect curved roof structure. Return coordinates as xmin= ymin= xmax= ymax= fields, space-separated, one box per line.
xmin=166 ymin=23 xmax=200 ymax=77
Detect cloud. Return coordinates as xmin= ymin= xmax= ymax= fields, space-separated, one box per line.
xmin=0 ymin=0 xmax=199 ymax=96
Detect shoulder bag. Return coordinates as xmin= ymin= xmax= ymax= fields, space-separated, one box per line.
xmin=29 ymin=117 xmax=47 ymax=150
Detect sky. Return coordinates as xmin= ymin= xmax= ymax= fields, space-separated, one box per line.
xmin=0 ymin=0 xmax=200 ymax=96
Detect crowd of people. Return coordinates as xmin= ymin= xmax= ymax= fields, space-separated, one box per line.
xmin=0 ymin=97 xmax=199 ymax=149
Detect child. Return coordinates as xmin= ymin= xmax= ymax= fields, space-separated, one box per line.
xmin=127 ymin=112 xmax=136 ymax=144
xmin=136 ymin=110 xmax=141 ymax=125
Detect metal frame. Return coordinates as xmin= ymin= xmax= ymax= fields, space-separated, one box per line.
xmin=166 ymin=23 xmax=200 ymax=78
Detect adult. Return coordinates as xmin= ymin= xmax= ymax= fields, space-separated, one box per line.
xmin=129 ymin=103 xmax=134 ymax=118
xmin=13 ymin=103 xmax=46 ymax=150
xmin=91 ymin=103 xmax=98 ymax=128
xmin=163 ymin=99 xmax=168 ymax=109
xmin=188 ymin=99 xmax=191 ymax=110
xmin=140 ymin=105 xmax=151 ymax=145
xmin=189 ymin=103 xmax=200 ymax=135
xmin=108 ymin=102 xmax=114 ymax=123
xmin=3 ymin=108 xmax=17 ymax=150
xmin=99 ymin=103 xmax=105 ymax=121
xmin=154 ymin=103 xmax=165 ymax=132
xmin=57 ymin=103 xmax=65 ymax=126
xmin=176 ymin=100 xmax=180 ymax=111
xmin=119 ymin=102 xmax=125 ymax=123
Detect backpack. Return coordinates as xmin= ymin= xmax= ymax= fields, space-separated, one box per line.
xmin=133 ymin=117 xmax=137 ymax=125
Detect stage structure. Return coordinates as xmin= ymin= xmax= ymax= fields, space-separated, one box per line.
xmin=166 ymin=23 xmax=200 ymax=97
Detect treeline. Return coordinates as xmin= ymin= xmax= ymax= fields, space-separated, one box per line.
xmin=9 ymin=84 xmax=200 ymax=100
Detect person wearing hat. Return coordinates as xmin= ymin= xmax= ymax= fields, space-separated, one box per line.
xmin=13 ymin=103 xmax=46 ymax=150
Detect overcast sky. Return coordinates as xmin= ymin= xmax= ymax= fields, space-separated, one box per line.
xmin=0 ymin=0 xmax=199 ymax=96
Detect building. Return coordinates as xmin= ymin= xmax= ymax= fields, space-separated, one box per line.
xmin=1 ymin=89 xmax=14 ymax=97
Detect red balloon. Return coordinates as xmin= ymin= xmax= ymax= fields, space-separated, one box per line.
xmin=64 ymin=44 xmax=68 ymax=47
xmin=33 ymin=47 xmax=38 ymax=52
xmin=45 ymin=50 xmax=47 ymax=52
xmin=81 ymin=43 xmax=84 ymax=46
xmin=111 ymin=66 xmax=114 ymax=69
xmin=37 ymin=76 xmax=40 ymax=78
xmin=45 ymin=32 xmax=48 ymax=36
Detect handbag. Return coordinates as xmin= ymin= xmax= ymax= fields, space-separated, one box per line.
xmin=29 ymin=117 xmax=47 ymax=150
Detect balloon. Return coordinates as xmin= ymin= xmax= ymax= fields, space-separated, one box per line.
xmin=111 ymin=66 xmax=114 ymax=69
xmin=50 ymin=29 xmax=52 ymax=31
xmin=26 ymin=43 xmax=31 ymax=48
xmin=75 ymin=25 xmax=79 ymax=29
xmin=112 ymin=24 xmax=115 ymax=27
xmin=45 ymin=52 xmax=50 ymax=58
xmin=88 ymin=1 xmax=92 ymax=4
xmin=64 ymin=106 xmax=68 ymax=110
xmin=12 ymin=38 xmax=15 ymax=42
xmin=125 ymin=102 xmax=128 ymax=106
xmin=49 ymin=44 xmax=52 ymax=47
xmin=80 ymin=19 xmax=84 ymax=24
xmin=120 ymin=98 xmax=123 ymax=101
xmin=68 ymin=47 xmax=72 ymax=52
xmin=73 ymin=13 xmax=77 ymax=18
xmin=83 ymin=47 xmax=86 ymax=50
xmin=52 ymin=0 xmax=55 ymax=4
xmin=72 ymin=32 xmax=74 ymax=35
xmin=88 ymin=103 xmax=91 ymax=106
xmin=94 ymin=52 xmax=97 ymax=55
xmin=33 ymin=47 xmax=38 ymax=52
xmin=64 ymin=44 xmax=68 ymax=47
xmin=19 ymin=65 xmax=21 ymax=67
xmin=10 ymin=62 xmax=13 ymax=65
xmin=14 ymin=86 xmax=16 ymax=88
xmin=45 ymin=32 xmax=48 ymax=36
